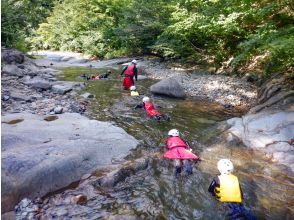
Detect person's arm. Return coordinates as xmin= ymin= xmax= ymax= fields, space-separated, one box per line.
xmin=134 ymin=103 xmax=144 ymax=109
xmin=134 ymin=66 xmax=138 ymax=81
xmin=208 ymin=177 xmax=219 ymax=197
xmin=121 ymin=66 xmax=127 ymax=76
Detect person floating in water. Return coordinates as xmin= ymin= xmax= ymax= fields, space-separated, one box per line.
xmin=98 ymin=70 xmax=112 ymax=79
xmin=80 ymin=73 xmax=90 ymax=80
xmin=121 ymin=59 xmax=138 ymax=90
xmin=130 ymin=86 xmax=139 ymax=96
xmin=208 ymin=159 xmax=256 ymax=220
xmin=164 ymin=129 xmax=199 ymax=177
xmin=135 ymin=96 xmax=170 ymax=122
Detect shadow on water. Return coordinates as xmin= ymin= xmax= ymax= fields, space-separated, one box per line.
xmin=56 ymin=66 xmax=294 ymax=219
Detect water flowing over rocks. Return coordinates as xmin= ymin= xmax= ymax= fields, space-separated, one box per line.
xmin=1 ymin=49 xmax=139 ymax=213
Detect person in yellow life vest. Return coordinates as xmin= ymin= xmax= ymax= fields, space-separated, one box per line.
xmin=208 ymin=159 xmax=256 ymax=220
xmin=130 ymin=86 xmax=139 ymax=96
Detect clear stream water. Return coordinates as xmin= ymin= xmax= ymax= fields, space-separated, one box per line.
xmin=51 ymin=66 xmax=293 ymax=219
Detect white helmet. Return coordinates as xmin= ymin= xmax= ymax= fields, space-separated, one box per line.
xmin=217 ymin=159 xmax=234 ymax=175
xmin=142 ymin=97 xmax=150 ymax=103
xmin=130 ymin=86 xmax=136 ymax=91
xmin=168 ymin=129 xmax=179 ymax=137
xmin=131 ymin=59 xmax=137 ymax=64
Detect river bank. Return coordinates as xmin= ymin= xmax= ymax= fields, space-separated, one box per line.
xmin=2 ymin=49 xmax=293 ymax=219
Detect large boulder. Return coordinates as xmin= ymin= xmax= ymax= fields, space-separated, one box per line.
xmin=150 ymin=77 xmax=186 ymax=98
xmin=1 ymin=49 xmax=25 ymax=64
xmin=227 ymin=110 xmax=294 ymax=172
xmin=1 ymin=113 xmax=139 ymax=212
xmin=52 ymin=82 xmax=84 ymax=95
xmin=2 ymin=65 xmax=24 ymax=77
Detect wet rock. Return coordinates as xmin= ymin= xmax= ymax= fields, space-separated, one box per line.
xmin=150 ymin=77 xmax=186 ymax=98
xmin=60 ymin=56 xmax=74 ymax=62
xmin=80 ymin=92 xmax=94 ymax=99
xmin=1 ymin=48 xmax=24 ymax=64
xmin=71 ymin=194 xmax=87 ymax=205
xmin=1 ymin=113 xmax=138 ymax=212
xmin=95 ymin=157 xmax=149 ymax=187
xmin=227 ymin=110 xmax=294 ymax=171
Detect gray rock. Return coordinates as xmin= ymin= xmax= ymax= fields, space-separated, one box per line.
xmin=80 ymin=93 xmax=94 ymax=99
xmin=10 ymin=92 xmax=33 ymax=102
xmin=150 ymin=78 xmax=186 ymax=98
xmin=30 ymin=79 xmax=52 ymax=90
xmin=60 ymin=56 xmax=73 ymax=62
xmin=227 ymin=110 xmax=294 ymax=172
xmin=2 ymin=95 xmax=10 ymax=101
xmin=137 ymin=75 xmax=147 ymax=80
xmin=53 ymin=106 xmax=63 ymax=114
xmin=1 ymin=49 xmax=24 ymax=64
xmin=69 ymin=58 xmax=88 ymax=64
xmin=51 ymin=82 xmax=84 ymax=95
xmin=95 ymin=157 xmax=149 ymax=188
xmin=2 ymin=65 xmax=24 ymax=77
xmin=1 ymin=113 xmax=138 ymax=212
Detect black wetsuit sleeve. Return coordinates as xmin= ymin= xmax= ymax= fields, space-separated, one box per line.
xmin=134 ymin=103 xmax=144 ymax=109
xmin=121 ymin=66 xmax=127 ymax=76
xmin=134 ymin=66 xmax=138 ymax=81
xmin=208 ymin=177 xmax=220 ymax=197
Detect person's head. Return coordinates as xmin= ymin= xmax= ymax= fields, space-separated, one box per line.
xmin=142 ymin=96 xmax=150 ymax=103
xmin=217 ymin=159 xmax=234 ymax=175
xmin=130 ymin=86 xmax=136 ymax=91
xmin=168 ymin=129 xmax=179 ymax=137
xmin=131 ymin=59 xmax=137 ymax=65
xmin=107 ymin=70 xmax=111 ymax=74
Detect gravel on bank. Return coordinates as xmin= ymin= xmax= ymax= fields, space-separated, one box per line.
xmin=139 ymin=60 xmax=257 ymax=108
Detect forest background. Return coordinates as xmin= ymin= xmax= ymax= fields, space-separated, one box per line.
xmin=2 ymin=0 xmax=293 ymax=77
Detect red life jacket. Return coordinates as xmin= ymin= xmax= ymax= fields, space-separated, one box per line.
xmin=124 ymin=64 xmax=135 ymax=77
xmin=144 ymin=101 xmax=161 ymax=116
xmin=166 ymin=137 xmax=187 ymax=149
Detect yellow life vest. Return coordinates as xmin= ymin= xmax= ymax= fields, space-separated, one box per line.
xmin=215 ymin=174 xmax=242 ymax=203
xmin=131 ymin=91 xmax=139 ymax=96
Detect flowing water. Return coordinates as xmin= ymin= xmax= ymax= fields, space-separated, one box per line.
xmin=51 ymin=67 xmax=293 ymax=219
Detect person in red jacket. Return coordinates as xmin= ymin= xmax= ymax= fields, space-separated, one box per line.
xmin=121 ymin=59 xmax=138 ymax=90
xmin=134 ymin=97 xmax=170 ymax=122
xmin=164 ymin=129 xmax=199 ymax=177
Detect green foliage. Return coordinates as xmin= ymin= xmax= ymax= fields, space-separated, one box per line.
xmin=1 ymin=0 xmax=54 ymax=51
xmin=3 ymin=0 xmax=293 ymax=75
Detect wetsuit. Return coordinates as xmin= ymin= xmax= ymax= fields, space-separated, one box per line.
xmin=208 ymin=177 xmax=256 ymax=220
xmin=99 ymin=72 xmax=110 ymax=79
xmin=134 ymin=102 xmax=169 ymax=122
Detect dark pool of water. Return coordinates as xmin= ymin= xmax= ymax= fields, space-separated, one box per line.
xmin=53 ymin=66 xmax=293 ymax=219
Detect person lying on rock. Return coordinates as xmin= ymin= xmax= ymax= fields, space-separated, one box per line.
xmin=208 ymin=159 xmax=256 ymax=220
xmin=121 ymin=59 xmax=138 ymax=90
xmin=164 ymin=129 xmax=199 ymax=177
xmin=130 ymin=86 xmax=139 ymax=96
xmin=134 ymin=96 xmax=170 ymax=122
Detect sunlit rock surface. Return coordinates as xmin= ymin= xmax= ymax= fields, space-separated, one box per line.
xmin=1 ymin=112 xmax=139 ymax=212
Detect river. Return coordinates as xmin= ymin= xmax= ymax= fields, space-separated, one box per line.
xmin=38 ymin=66 xmax=293 ymax=219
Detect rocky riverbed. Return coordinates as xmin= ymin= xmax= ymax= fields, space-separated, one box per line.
xmin=2 ymin=49 xmax=293 ymax=219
